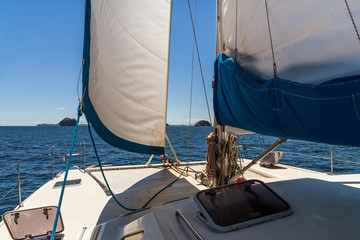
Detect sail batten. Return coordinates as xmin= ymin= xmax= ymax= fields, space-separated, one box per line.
xmin=82 ymin=0 xmax=171 ymax=154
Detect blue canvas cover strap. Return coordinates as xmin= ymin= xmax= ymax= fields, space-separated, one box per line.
xmin=214 ymin=53 xmax=360 ymax=147
xmin=81 ymin=0 xmax=163 ymax=154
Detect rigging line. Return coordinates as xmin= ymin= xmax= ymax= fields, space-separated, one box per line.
xmin=86 ymin=120 xmax=139 ymax=211
xmin=0 ymin=161 xmax=18 ymax=175
xmin=235 ymin=0 xmax=238 ymax=60
xmin=186 ymin=0 xmax=213 ymax=126
xmin=332 ymin=158 xmax=360 ymax=165
xmin=188 ymin=0 xmax=197 ymax=167
xmin=264 ymin=0 xmax=278 ymax=78
xmin=77 ymin=59 xmax=84 ymax=102
xmin=0 ymin=183 xmax=18 ymax=202
xmin=141 ymin=166 xmax=187 ymax=209
xmin=2 ymin=155 xmax=64 ymax=183
xmin=11 ymin=144 xmax=60 ymax=164
xmin=248 ymin=145 xmax=360 ymax=165
xmin=20 ymin=160 xmax=53 ymax=185
xmin=50 ymin=103 xmax=82 ymax=240
xmin=164 ymin=0 xmax=174 ymax=156
xmin=167 ymin=132 xmax=207 ymax=150
xmin=344 ymin=0 xmax=360 ymax=44
xmin=247 ymin=146 xmax=332 ymax=160
xmin=86 ymin=119 xmax=189 ymax=211
xmin=91 ymin=151 xmax=125 ymax=167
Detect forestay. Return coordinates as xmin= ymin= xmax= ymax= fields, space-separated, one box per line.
xmin=214 ymin=0 xmax=360 ymax=146
xmin=82 ymin=0 xmax=172 ymax=154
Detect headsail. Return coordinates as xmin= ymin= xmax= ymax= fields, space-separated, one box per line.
xmin=82 ymin=0 xmax=172 ymax=154
xmin=214 ymin=0 xmax=360 ymax=146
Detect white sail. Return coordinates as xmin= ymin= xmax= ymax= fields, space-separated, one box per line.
xmin=83 ymin=0 xmax=172 ymax=153
xmin=218 ymin=0 xmax=360 ymax=84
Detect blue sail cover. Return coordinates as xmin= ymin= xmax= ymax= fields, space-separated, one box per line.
xmin=214 ymin=53 xmax=360 ymax=147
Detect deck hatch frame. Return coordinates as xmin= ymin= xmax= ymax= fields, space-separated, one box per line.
xmin=194 ymin=179 xmax=292 ymax=232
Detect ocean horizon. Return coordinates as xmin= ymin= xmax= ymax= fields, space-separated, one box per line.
xmin=1 ymin=125 xmax=359 ymax=216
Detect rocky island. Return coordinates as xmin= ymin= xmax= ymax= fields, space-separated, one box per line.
xmin=194 ymin=120 xmax=211 ymax=127
xmin=59 ymin=118 xmax=76 ymax=126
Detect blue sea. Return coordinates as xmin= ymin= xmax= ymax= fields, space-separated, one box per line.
xmin=1 ymin=125 xmax=360 ymax=216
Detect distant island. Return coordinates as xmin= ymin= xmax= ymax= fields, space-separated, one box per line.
xmin=36 ymin=123 xmax=58 ymax=127
xmin=194 ymin=120 xmax=211 ymax=127
xmin=59 ymin=118 xmax=76 ymax=126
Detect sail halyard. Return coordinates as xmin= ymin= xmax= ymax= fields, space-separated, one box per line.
xmin=82 ymin=0 xmax=172 ymax=154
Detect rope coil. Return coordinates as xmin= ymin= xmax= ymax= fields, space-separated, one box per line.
xmin=205 ymin=132 xmax=218 ymax=180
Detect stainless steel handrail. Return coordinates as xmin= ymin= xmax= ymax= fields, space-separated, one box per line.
xmin=17 ymin=160 xmax=22 ymax=207
xmin=331 ymin=145 xmax=334 ymax=175
xmin=52 ymin=146 xmax=55 ymax=179
xmin=242 ymin=145 xmax=360 ymax=165
xmin=175 ymin=209 xmax=203 ymax=240
xmin=83 ymin=142 xmax=86 ymax=170
xmin=238 ymin=134 xmax=360 ymax=174
xmin=0 ymin=142 xmax=85 ymax=205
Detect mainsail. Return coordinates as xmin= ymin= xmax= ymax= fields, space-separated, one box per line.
xmin=82 ymin=0 xmax=172 ymax=154
xmin=214 ymin=0 xmax=360 ymax=146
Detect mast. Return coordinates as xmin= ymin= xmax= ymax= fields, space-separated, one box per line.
xmin=212 ymin=0 xmax=226 ymax=187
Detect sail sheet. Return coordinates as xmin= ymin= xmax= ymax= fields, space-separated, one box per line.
xmin=215 ymin=0 xmax=360 ymax=146
xmin=82 ymin=0 xmax=171 ymax=154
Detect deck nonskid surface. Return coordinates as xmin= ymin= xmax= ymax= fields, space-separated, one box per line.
xmin=88 ymin=166 xmax=202 ymax=224
xmin=1 ymin=162 xmax=360 ymax=239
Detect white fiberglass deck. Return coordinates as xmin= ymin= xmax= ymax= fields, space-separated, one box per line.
xmin=0 ymin=161 xmax=359 ymax=239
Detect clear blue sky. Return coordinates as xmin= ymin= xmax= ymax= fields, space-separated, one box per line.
xmin=0 ymin=0 xmax=216 ymax=126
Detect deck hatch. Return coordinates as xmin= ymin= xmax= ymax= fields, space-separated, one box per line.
xmin=2 ymin=206 xmax=64 ymax=239
xmin=53 ymin=179 xmax=81 ymax=188
xmin=194 ymin=180 xmax=292 ymax=232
